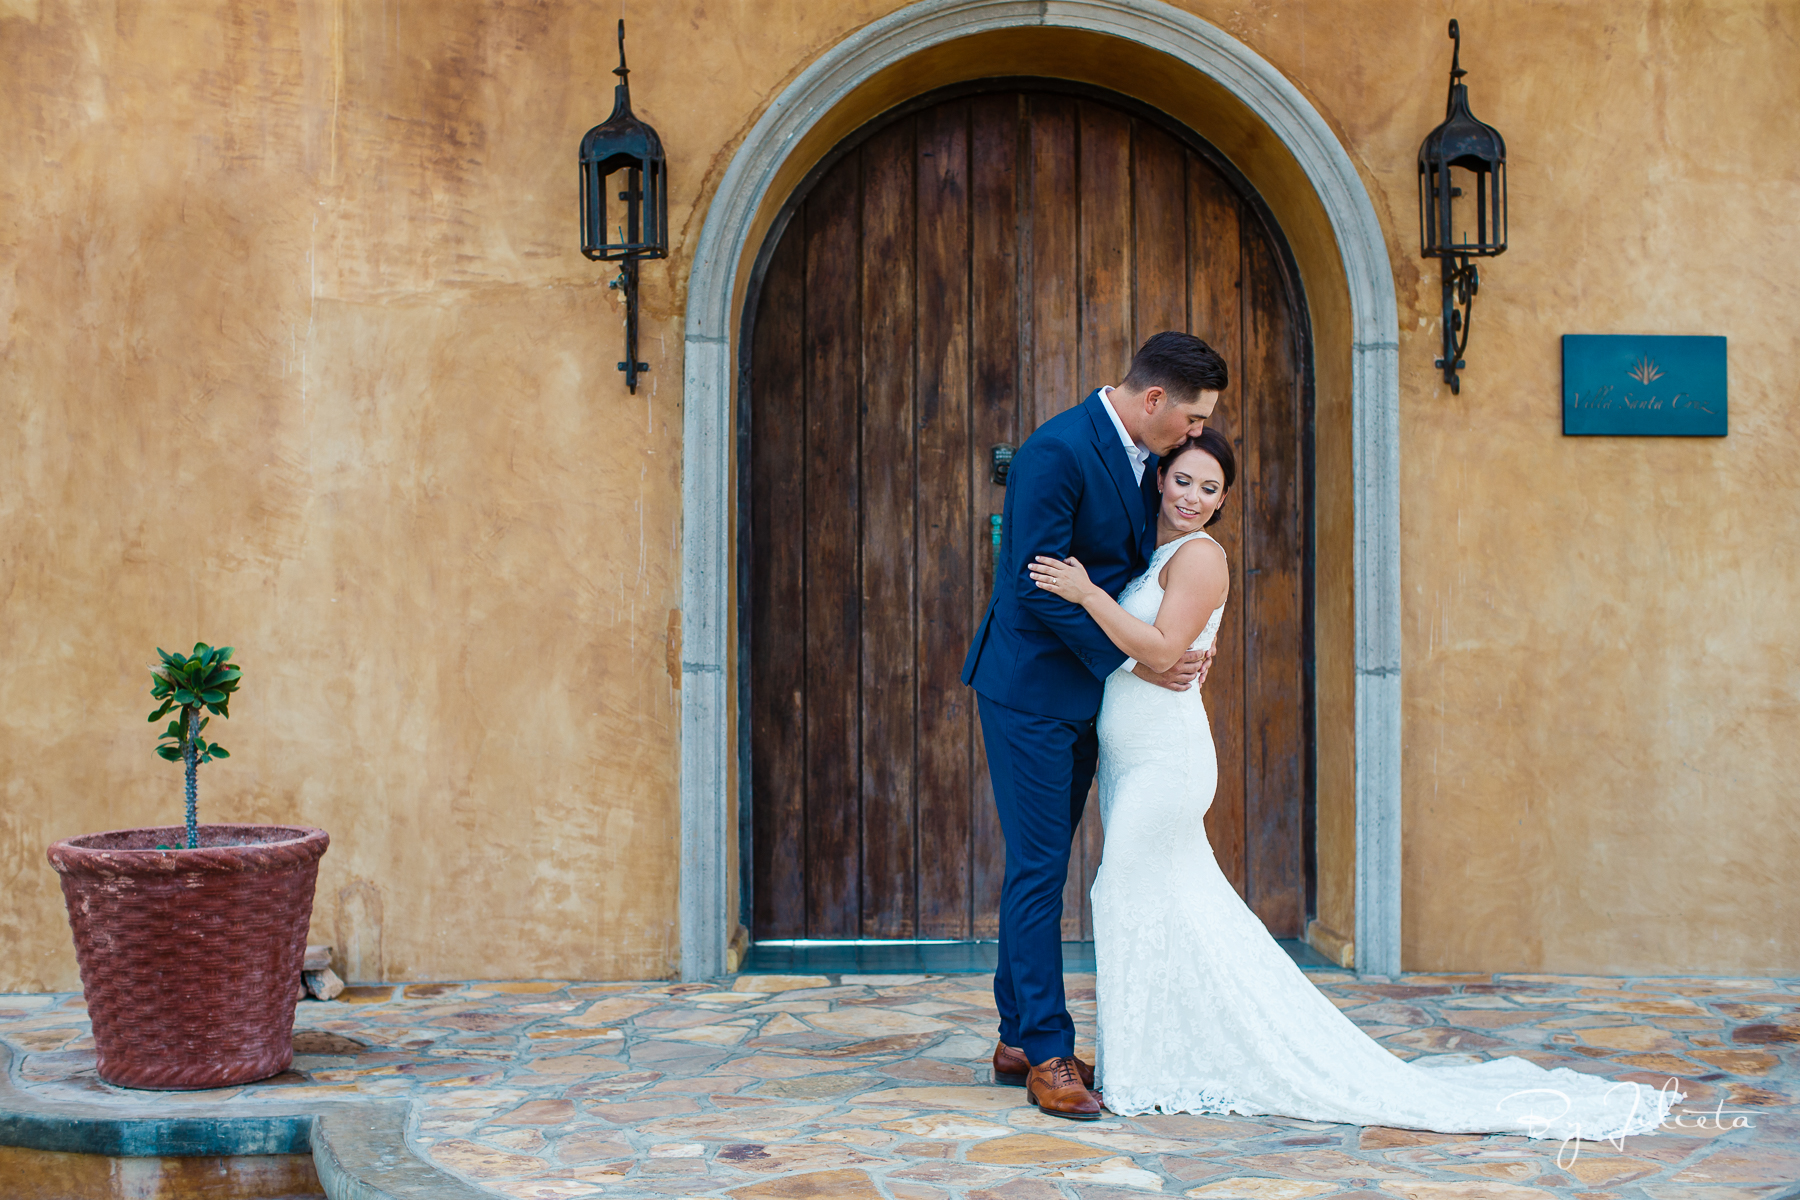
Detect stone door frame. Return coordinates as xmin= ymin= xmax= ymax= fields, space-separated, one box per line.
xmin=676 ymin=0 xmax=1402 ymax=980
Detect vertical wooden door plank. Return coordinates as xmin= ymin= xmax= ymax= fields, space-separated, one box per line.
xmin=1068 ymin=101 xmax=1135 ymax=939
xmin=1070 ymin=779 xmax=1099 ymax=940
xmin=914 ymin=103 xmax=974 ymax=939
xmin=858 ymin=122 xmax=919 ymax=938
xmin=1078 ymin=101 xmax=1134 ymax=392
xmin=1187 ymin=156 xmax=1249 ymax=899
xmin=1132 ymin=122 xmax=1187 ymax=346
xmin=750 ymin=216 xmax=809 ymax=939
xmin=1241 ymin=227 xmax=1306 ymax=938
xmin=1028 ymin=94 xmax=1083 ymax=941
xmin=803 ymin=157 xmax=864 ymax=937
xmin=968 ymin=94 xmax=1023 ymax=937
xmin=1025 ymin=94 xmax=1079 ymax=431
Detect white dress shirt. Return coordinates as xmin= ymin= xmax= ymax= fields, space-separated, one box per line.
xmin=1099 ymin=386 xmax=1151 ymax=484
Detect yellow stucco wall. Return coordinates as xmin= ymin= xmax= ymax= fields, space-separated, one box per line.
xmin=0 ymin=1 xmax=690 ymax=989
xmin=2 ymin=0 xmax=1794 ymax=989
xmin=1386 ymin=3 xmax=1798 ymax=973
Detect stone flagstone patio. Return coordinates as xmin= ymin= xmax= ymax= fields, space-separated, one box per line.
xmin=4 ymin=969 xmax=1798 ymax=1199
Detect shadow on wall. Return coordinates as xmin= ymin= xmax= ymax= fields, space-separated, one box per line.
xmin=334 ymin=878 xmax=385 ymax=984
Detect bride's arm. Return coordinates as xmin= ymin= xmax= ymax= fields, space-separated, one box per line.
xmin=1028 ymin=540 xmax=1228 ymax=673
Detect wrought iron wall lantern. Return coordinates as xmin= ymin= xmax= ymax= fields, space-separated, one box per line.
xmin=1417 ymin=20 xmax=1507 ymax=394
xmin=580 ymin=20 xmax=668 ymax=395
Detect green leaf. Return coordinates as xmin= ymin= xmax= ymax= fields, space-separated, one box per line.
xmin=209 ymin=746 xmax=230 ymax=759
xmin=216 ymin=647 xmax=234 ymax=662
xmin=156 ymin=746 xmax=182 ymax=762
xmin=200 ymin=689 xmax=225 ymax=705
xmin=173 ymin=689 xmax=198 ymax=706
xmin=156 ymin=647 xmax=175 ymax=665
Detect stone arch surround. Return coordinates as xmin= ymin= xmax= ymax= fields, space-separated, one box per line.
xmin=677 ymin=0 xmax=1402 ymax=980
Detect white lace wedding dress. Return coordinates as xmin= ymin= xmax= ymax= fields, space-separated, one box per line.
xmin=1091 ymin=530 xmax=1677 ymax=1141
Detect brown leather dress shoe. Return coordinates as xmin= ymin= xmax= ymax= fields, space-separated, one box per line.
xmin=993 ymin=1041 xmax=1094 ymax=1089
xmin=1026 ymin=1056 xmax=1103 ymax=1120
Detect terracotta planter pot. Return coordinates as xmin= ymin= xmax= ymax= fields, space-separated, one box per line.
xmin=47 ymin=824 xmax=329 ymax=1090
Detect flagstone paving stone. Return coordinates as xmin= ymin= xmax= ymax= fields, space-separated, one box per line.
xmin=2 ymin=971 xmax=1795 ymax=1198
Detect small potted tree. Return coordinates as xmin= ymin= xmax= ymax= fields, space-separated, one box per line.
xmin=47 ymin=644 xmax=329 ymax=1090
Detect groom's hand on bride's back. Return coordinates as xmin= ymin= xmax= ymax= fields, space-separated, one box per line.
xmin=1133 ymin=646 xmax=1215 ymax=692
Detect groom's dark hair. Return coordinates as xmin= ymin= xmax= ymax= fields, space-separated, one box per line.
xmin=1122 ymin=331 xmax=1229 ymax=399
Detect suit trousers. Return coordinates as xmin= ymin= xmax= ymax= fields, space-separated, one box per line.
xmin=978 ymin=693 xmax=1097 ymax=1065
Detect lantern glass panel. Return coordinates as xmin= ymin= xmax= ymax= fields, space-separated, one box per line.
xmin=1418 ymin=159 xmax=1506 ymax=258
xmin=580 ymin=155 xmax=667 ymax=262
xmin=581 ymin=160 xmax=605 ymax=257
xmin=1445 ymin=160 xmax=1503 ymax=255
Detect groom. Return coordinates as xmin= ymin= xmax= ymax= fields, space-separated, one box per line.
xmin=962 ymin=331 xmax=1230 ymax=1119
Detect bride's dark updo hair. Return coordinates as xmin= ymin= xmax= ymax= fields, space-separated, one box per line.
xmin=1157 ymin=426 xmax=1236 ymax=527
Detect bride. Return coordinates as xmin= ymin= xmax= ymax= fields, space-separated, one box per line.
xmin=1027 ymin=428 xmax=1675 ymax=1142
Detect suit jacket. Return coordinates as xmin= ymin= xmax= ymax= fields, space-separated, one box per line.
xmin=962 ymin=389 xmax=1161 ymax=721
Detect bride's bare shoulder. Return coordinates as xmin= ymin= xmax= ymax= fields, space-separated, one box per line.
xmin=1158 ymin=534 xmax=1228 ymax=593
xmin=1170 ymin=534 xmax=1226 ymax=571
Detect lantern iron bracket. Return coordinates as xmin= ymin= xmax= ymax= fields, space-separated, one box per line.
xmin=610 ymin=260 xmax=650 ymax=393
xmin=1437 ymin=256 xmax=1478 ymax=395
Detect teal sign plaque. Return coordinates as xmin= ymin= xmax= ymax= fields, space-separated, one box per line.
xmin=1562 ymin=334 xmax=1727 ymax=436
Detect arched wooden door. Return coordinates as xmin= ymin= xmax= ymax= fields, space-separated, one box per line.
xmin=745 ymin=83 xmax=1312 ymax=943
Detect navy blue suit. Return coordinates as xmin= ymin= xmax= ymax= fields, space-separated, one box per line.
xmin=961 ymin=389 xmax=1160 ymax=1063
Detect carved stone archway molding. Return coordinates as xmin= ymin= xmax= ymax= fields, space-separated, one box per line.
xmin=677 ymin=0 xmax=1402 ymax=979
